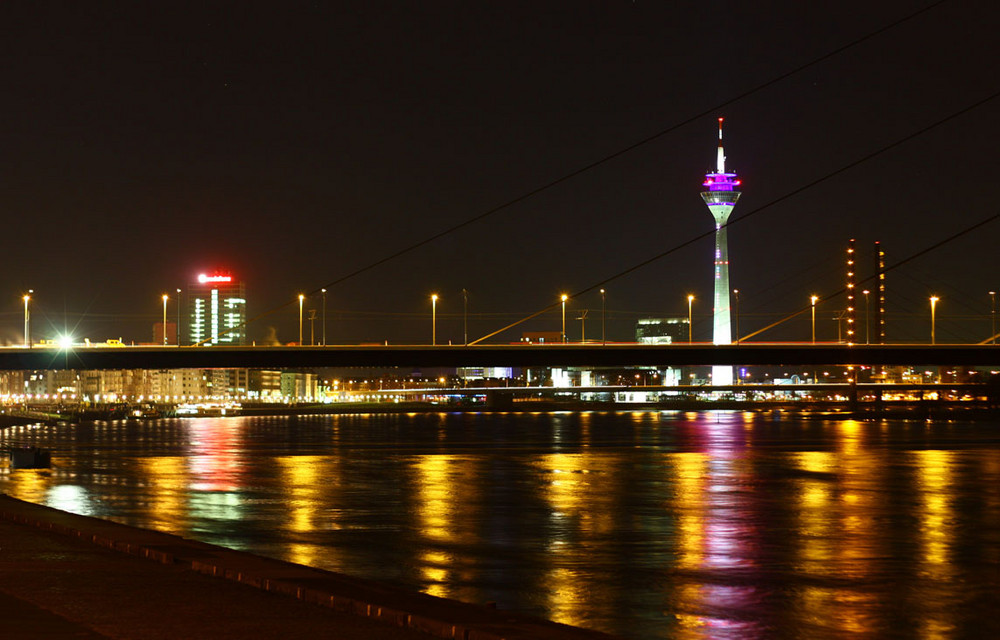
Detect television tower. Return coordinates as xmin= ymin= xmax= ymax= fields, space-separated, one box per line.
xmin=700 ymin=118 xmax=741 ymax=386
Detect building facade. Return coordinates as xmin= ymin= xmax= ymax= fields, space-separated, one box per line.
xmin=187 ymin=273 xmax=246 ymax=346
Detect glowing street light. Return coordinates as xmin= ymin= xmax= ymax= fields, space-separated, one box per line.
xmin=462 ymin=288 xmax=469 ymax=346
xmin=687 ymin=294 xmax=694 ymax=343
xmin=561 ymin=294 xmax=568 ymax=343
xmin=162 ymin=294 xmax=169 ymax=345
xmin=298 ymin=294 xmax=305 ymax=345
xmin=431 ymin=294 xmax=439 ymax=345
xmin=600 ymin=288 xmax=606 ymax=345
xmin=810 ymin=295 xmax=819 ymax=344
xmin=23 ymin=290 xmax=32 ymax=348
xmin=930 ymin=295 xmax=939 ymax=345
xmin=176 ymin=288 xmax=182 ymax=346
xmin=733 ymin=289 xmax=740 ymax=344
xmin=862 ymin=289 xmax=870 ymax=345
xmin=991 ymin=291 xmax=996 ymax=345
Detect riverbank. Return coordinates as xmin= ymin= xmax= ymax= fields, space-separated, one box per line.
xmin=7 ymin=397 xmax=1000 ymax=426
xmin=0 ymin=494 xmax=618 ymax=640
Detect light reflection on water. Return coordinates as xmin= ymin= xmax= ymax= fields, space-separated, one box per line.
xmin=2 ymin=412 xmax=1000 ymax=639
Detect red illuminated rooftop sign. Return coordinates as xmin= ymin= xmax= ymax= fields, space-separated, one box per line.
xmin=197 ymin=273 xmax=233 ymax=283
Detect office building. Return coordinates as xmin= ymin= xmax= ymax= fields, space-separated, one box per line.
xmin=187 ymin=272 xmax=247 ymax=346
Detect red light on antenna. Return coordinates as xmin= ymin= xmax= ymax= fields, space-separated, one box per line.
xmin=718 ymin=117 xmax=724 ymax=123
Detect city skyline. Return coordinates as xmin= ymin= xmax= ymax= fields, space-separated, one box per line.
xmin=2 ymin=2 xmax=997 ymax=345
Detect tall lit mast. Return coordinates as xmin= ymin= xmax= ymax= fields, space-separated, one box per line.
xmin=700 ymin=118 xmax=741 ymax=386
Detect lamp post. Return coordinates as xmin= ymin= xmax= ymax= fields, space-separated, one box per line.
xmin=733 ymin=289 xmax=740 ymax=344
xmin=991 ymin=291 xmax=996 ymax=345
xmin=176 ymin=288 xmax=181 ymax=346
xmin=810 ymin=295 xmax=819 ymax=344
xmin=930 ymin=295 xmax=939 ymax=345
xmin=162 ymin=294 xmax=169 ymax=345
xmin=298 ymin=294 xmax=304 ymax=345
xmin=862 ymin=290 xmax=870 ymax=345
xmin=23 ymin=290 xmax=32 ymax=348
xmin=431 ymin=294 xmax=439 ymax=345
xmin=462 ymin=288 xmax=468 ymax=346
xmin=687 ymin=294 xmax=694 ymax=343
xmin=561 ymin=294 xmax=568 ymax=343
xmin=322 ymin=288 xmax=327 ymax=346
xmin=600 ymin=288 xmax=606 ymax=345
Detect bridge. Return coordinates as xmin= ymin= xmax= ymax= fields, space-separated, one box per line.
xmin=2 ymin=343 xmax=999 ymax=371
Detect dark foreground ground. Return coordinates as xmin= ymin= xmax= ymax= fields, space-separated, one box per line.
xmin=0 ymin=495 xmax=617 ymax=640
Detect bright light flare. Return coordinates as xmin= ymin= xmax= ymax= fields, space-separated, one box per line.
xmin=57 ymin=334 xmax=74 ymax=350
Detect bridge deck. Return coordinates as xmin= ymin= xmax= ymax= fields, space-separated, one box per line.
xmin=2 ymin=343 xmax=1000 ymax=370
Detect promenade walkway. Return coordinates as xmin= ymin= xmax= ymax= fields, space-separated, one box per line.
xmin=0 ymin=495 xmax=617 ymax=640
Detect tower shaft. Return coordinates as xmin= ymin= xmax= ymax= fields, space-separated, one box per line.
xmin=700 ymin=118 xmax=740 ymax=386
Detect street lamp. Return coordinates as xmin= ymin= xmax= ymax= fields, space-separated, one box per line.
xmin=431 ymin=294 xmax=439 ymax=345
xmin=23 ymin=290 xmax=32 ymax=348
xmin=162 ymin=294 xmax=169 ymax=345
xmin=930 ymin=295 xmax=939 ymax=345
xmin=862 ymin=290 xmax=870 ymax=345
xmin=991 ymin=291 xmax=996 ymax=345
xmin=810 ymin=295 xmax=819 ymax=344
xmin=600 ymin=288 xmax=606 ymax=345
xmin=561 ymin=294 xmax=568 ymax=343
xmin=298 ymin=294 xmax=305 ymax=345
xmin=322 ymin=288 xmax=327 ymax=346
xmin=687 ymin=294 xmax=694 ymax=343
xmin=462 ymin=288 xmax=469 ymax=346
xmin=733 ymin=289 xmax=740 ymax=344
xmin=176 ymin=288 xmax=182 ymax=346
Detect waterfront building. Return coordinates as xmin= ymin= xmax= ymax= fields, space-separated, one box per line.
xmin=635 ymin=318 xmax=689 ymax=344
xmin=700 ymin=118 xmax=741 ymax=385
xmin=186 ymin=272 xmax=247 ymax=346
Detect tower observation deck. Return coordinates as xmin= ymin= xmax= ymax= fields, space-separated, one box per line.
xmin=700 ymin=118 xmax=741 ymax=385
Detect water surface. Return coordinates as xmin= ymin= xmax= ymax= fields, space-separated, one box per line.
xmin=3 ymin=411 xmax=999 ymax=638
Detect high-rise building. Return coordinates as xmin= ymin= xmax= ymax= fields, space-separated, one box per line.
xmin=700 ymin=118 xmax=741 ymax=386
xmin=186 ymin=272 xmax=247 ymax=346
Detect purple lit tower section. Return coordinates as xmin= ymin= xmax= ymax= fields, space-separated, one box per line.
xmin=700 ymin=118 xmax=741 ymax=386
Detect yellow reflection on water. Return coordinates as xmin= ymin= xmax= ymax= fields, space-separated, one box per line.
xmin=836 ymin=419 xmax=863 ymax=457
xmin=416 ymin=455 xmax=455 ymax=543
xmin=673 ymin=452 xmax=709 ymax=571
xmin=794 ymin=450 xmax=835 ymax=572
xmin=275 ymin=455 xmax=333 ymax=567
xmin=915 ymin=450 xmax=954 ymax=571
xmin=139 ymin=456 xmax=188 ymax=533
xmin=413 ymin=455 xmax=480 ymax=600
xmin=533 ymin=452 xmax=618 ymax=629
xmin=5 ymin=468 xmax=51 ymax=505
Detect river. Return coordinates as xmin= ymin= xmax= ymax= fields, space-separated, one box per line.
xmin=2 ymin=410 xmax=999 ymax=638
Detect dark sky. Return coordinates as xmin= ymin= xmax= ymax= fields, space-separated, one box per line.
xmin=3 ymin=1 xmax=998 ymax=346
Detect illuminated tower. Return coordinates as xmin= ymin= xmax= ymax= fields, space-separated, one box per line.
xmin=187 ymin=272 xmax=247 ymax=346
xmin=700 ymin=118 xmax=741 ymax=385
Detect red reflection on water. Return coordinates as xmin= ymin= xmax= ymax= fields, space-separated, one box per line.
xmin=188 ymin=419 xmax=243 ymax=491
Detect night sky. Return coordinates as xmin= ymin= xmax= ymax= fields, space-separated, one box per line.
xmin=3 ymin=1 xmax=998 ymax=347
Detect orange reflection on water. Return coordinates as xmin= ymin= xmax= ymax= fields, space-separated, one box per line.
xmin=673 ymin=452 xmax=709 ymax=571
xmin=413 ymin=454 xmax=479 ymax=600
xmin=275 ymin=455 xmax=335 ymax=567
xmin=535 ymin=452 xmax=618 ymax=630
xmin=4 ymin=468 xmax=51 ymax=505
xmin=912 ymin=449 xmax=957 ymax=639
xmin=139 ymin=456 xmax=188 ymax=533
xmin=916 ymin=450 xmax=954 ymax=571
xmin=792 ymin=422 xmax=884 ymax=636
